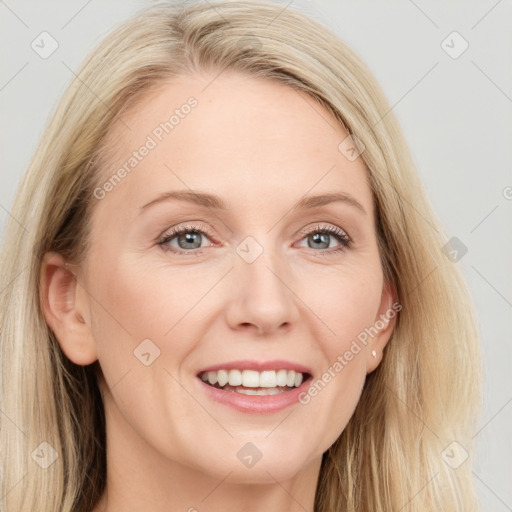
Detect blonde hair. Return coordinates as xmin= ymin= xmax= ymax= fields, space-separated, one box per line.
xmin=0 ymin=1 xmax=482 ymax=511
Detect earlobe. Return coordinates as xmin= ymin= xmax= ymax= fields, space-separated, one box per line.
xmin=366 ymin=281 xmax=398 ymax=374
xmin=40 ymin=252 xmax=97 ymax=366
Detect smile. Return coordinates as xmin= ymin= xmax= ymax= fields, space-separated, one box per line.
xmin=199 ymin=369 xmax=307 ymax=395
xmin=196 ymin=361 xmax=313 ymax=413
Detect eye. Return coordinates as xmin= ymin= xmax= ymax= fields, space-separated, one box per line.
xmin=158 ymin=223 xmax=215 ymax=256
xmin=295 ymin=224 xmax=351 ymax=255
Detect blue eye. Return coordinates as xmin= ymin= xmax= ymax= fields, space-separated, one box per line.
xmin=296 ymin=224 xmax=351 ymax=254
xmin=158 ymin=224 xmax=214 ymax=256
xmin=158 ymin=223 xmax=351 ymax=256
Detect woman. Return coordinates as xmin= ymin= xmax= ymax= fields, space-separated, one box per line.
xmin=0 ymin=1 xmax=482 ymax=511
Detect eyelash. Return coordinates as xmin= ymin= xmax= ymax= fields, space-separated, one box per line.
xmin=157 ymin=223 xmax=352 ymax=257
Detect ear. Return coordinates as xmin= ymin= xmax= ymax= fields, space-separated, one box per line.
xmin=366 ymin=280 xmax=399 ymax=374
xmin=40 ymin=252 xmax=97 ymax=365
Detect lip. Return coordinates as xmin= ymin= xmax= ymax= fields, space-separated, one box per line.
xmin=197 ymin=375 xmax=312 ymax=414
xmin=195 ymin=360 xmax=313 ymax=414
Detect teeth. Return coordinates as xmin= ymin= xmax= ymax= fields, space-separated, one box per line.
xmin=200 ymin=369 xmax=306 ymax=389
xmin=228 ymin=369 xmax=242 ymax=386
xmin=276 ymin=369 xmax=288 ymax=386
xmin=242 ymin=369 xmax=259 ymax=387
xmin=217 ymin=369 xmax=229 ymax=387
xmin=236 ymin=387 xmax=287 ymax=395
xmin=259 ymin=370 xmax=277 ymax=387
xmin=207 ymin=371 xmax=217 ymax=386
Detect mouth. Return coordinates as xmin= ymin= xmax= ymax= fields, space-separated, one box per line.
xmin=197 ymin=368 xmax=312 ymax=396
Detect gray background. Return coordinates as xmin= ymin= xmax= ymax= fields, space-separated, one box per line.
xmin=1 ymin=0 xmax=511 ymax=509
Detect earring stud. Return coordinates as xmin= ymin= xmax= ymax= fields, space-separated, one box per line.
xmin=371 ymin=350 xmax=377 ymax=358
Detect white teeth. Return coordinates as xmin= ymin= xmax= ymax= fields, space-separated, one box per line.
xmin=228 ymin=369 xmax=242 ymax=386
xmin=217 ymin=369 xmax=229 ymax=387
xmin=276 ymin=369 xmax=288 ymax=387
xmin=259 ymin=370 xmax=277 ymax=387
xmin=241 ymin=369 xmax=259 ymax=387
xmin=265 ymin=388 xmax=284 ymax=395
xmin=236 ymin=387 xmax=287 ymax=395
xmin=200 ymin=369 xmax=306 ymax=389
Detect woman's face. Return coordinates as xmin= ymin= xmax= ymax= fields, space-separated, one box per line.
xmin=57 ymin=71 xmax=395 ymax=482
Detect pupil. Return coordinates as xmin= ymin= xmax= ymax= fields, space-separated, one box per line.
xmin=310 ymin=232 xmax=329 ymax=249
xmin=179 ymin=232 xmax=201 ymax=249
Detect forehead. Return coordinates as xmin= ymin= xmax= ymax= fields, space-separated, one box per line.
xmin=94 ymin=71 xmax=373 ymax=219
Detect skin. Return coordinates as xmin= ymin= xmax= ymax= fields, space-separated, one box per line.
xmin=41 ymin=71 xmax=396 ymax=512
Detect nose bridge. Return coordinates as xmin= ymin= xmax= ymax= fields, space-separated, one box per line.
xmin=237 ymin=234 xmax=289 ymax=297
xmin=226 ymin=233 xmax=298 ymax=333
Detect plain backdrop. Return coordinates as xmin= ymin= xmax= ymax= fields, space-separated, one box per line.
xmin=1 ymin=0 xmax=511 ymax=510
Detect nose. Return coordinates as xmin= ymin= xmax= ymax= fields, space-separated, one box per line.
xmin=224 ymin=246 xmax=299 ymax=336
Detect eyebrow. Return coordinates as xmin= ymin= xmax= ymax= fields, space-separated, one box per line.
xmin=139 ymin=190 xmax=367 ymax=215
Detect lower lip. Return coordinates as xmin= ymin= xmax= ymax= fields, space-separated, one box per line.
xmin=197 ymin=377 xmax=311 ymax=414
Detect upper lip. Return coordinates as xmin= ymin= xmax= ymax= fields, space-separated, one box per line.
xmin=197 ymin=359 xmax=313 ymax=377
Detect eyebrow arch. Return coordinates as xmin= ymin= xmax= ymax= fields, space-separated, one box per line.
xmin=294 ymin=192 xmax=367 ymax=215
xmin=139 ymin=190 xmax=366 ymax=215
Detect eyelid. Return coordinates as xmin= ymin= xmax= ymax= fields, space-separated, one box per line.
xmin=158 ymin=222 xmax=217 ymax=248
xmin=297 ymin=223 xmax=350 ymax=241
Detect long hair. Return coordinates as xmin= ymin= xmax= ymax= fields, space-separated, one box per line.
xmin=0 ymin=1 xmax=482 ymax=510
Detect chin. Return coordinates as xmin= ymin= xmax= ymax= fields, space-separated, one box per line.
xmin=197 ymin=446 xmax=317 ymax=484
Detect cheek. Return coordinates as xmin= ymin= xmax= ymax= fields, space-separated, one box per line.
xmin=85 ymin=256 xmax=205 ymax=446
xmin=89 ymin=249 xmax=190 ymax=334
xmin=85 ymin=255 xmax=169 ymax=378
xmin=299 ymin=260 xmax=383 ymax=346
xmin=87 ymin=252 xmax=219 ymax=381
xmin=293 ymin=263 xmax=382 ymax=438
